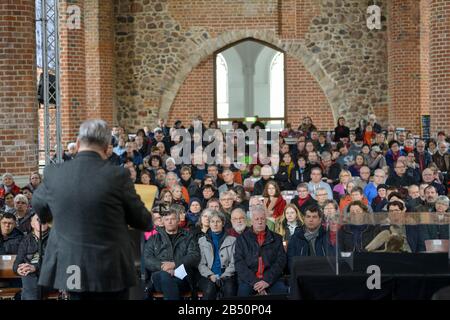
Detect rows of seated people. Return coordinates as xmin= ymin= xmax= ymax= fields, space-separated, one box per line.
xmin=0 ymin=115 xmax=449 ymax=300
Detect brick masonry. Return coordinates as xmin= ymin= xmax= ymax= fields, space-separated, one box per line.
xmin=429 ymin=0 xmax=450 ymax=135
xmin=1 ymin=0 xmax=450 ymax=176
xmin=114 ymin=0 xmax=389 ymax=132
xmin=0 ymin=0 xmax=38 ymax=175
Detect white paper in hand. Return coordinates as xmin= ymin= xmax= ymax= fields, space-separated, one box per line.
xmin=174 ymin=264 xmax=188 ymax=280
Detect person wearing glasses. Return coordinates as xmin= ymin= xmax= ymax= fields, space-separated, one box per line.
xmin=227 ymin=208 xmax=249 ymax=237
xmin=307 ymin=167 xmax=333 ymax=200
xmin=291 ymin=183 xmax=318 ymax=215
xmin=386 ymin=160 xmax=415 ymax=188
xmin=0 ymin=213 xmax=24 ymax=255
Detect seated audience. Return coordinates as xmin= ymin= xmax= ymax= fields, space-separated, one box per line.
xmin=144 ymin=209 xmax=200 ymax=300
xmin=338 ymin=201 xmax=383 ymax=252
xmin=0 ymin=213 xmax=24 ymax=254
xmin=262 ymin=181 xmax=286 ymax=220
xmin=0 ymin=173 xmax=21 ymax=200
xmin=287 ymin=205 xmax=331 ymax=270
xmin=422 ymin=196 xmax=450 ymax=241
xmin=234 ymin=205 xmax=287 ymax=296
xmin=191 ymin=209 xmax=211 ymax=242
xmin=227 ymin=208 xmax=250 ymax=237
xmin=1 ymin=192 xmax=16 ymax=214
xmin=14 ymin=194 xmax=33 ymax=234
xmin=198 ymin=211 xmax=237 ymax=300
xmin=253 ymin=165 xmax=274 ymax=196
xmin=307 ymin=167 xmax=333 ymax=200
xmin=13 ymin=214 xmax=51 ymax=300
xmin=291 ymin=183 xmax=317 ymax=215
xmin=25 ymin=172 xmax=42 ymax=192
xmin=274 ymin=204 xmax=304 ymax=242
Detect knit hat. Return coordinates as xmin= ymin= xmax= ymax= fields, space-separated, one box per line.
xmin=189 ymin=197 xmax=202 ymax=208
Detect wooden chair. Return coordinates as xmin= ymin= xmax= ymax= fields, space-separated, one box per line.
xmin=0 ymin=255 xmax=20 ymax=300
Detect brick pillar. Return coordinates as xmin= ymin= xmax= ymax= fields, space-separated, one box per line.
xmin=0 ymin=0 xmax=38 ymax=175
xmin=59 ymin=0 xmax=86 ymax=146
xmin=430 ymin=0 xmax=450 ymax=135
xmin=85 ymin=0 xmax=115 ymax=124
xmin=387 ymin=0 xmax=421 ymax=133
xmin=420 ymin=0 xmax=431 ymax=117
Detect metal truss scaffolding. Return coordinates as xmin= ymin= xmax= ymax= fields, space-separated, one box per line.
xmin=36 ymin=0 xmax=62 ymax=165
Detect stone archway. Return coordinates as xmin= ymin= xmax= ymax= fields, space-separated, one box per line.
xmin=158 ymin=30 xmax=346 ymax=126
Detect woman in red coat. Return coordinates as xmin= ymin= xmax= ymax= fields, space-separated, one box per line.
xmin=0 ymin=173 xmax=21 ymax=202
xmin=263 ymin=180 xmax=286 ymax=220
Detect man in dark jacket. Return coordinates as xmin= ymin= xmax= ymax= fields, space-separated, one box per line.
xmin=386 ymin=160 xmax=415 ymax=188
xmin=32 ymin=119 xmax=153 ymax=300
xmin=290 ymin=183 xmax=318 ymax=215
xmin=414 ymin=140 xmax=432 ymax=173
xmin=144 ymin=209 xmax=200 ymax=300
xmin=252 ymin=165 xmax=273 ymax=196
xmin=234 ymin=205 xmax=287 ymax=296
xmin=321 ymin=151 xmax=341 ymax=184
xmin=0 ymin=213 xmax=24 ymax=254
xmin=287 ymin=206 xmax=331 ymax=271
xmin=13 ymin=214 xmax=51 ymax=300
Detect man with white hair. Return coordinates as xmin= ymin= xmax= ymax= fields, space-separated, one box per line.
xmin=432 ymin=141 xmax=450 ymax=173
xmin=234 ymin=205 xmax=287 ymax=297
xmin=227 ymin=207 xmax=250 ymax=237
xmin=63 ymin=142 xmax=78 ymax=161
xmin=32 ymin=119 xmax=153 ymax=300
xmin=364 ymin=169 xmax=386 ymax=205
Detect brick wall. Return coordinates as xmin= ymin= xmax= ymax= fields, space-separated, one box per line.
xmin=285 ymin=55 xmax=334 ymax=131
xmin=168 ymin=55 xmax=214 ymax=126
xmin=0 ymin=0 xmax=38 ymax=175
xmin=429 ymin=0 xmax=450 ymax=135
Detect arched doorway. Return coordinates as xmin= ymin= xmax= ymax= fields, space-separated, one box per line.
xmin=214 ymin=38 xmax=285 ymax=130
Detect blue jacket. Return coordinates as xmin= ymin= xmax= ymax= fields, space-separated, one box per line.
xmin=287 ymin=226 xmax=332 ymax=271
xmin=364 ymin=182 xmax=378 ymax=206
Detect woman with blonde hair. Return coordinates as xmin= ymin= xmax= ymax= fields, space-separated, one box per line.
xmin=274 ymin=204 xmax=304 ymax=242
xmin=333 ymin=170 xmax=352 ymax=198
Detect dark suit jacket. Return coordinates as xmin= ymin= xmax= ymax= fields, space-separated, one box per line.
xmin=32 ymin=151 xmax=153 ymax=292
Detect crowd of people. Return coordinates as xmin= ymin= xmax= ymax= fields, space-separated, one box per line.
xmin=0 ymin=114 xmax=449 ymax=300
